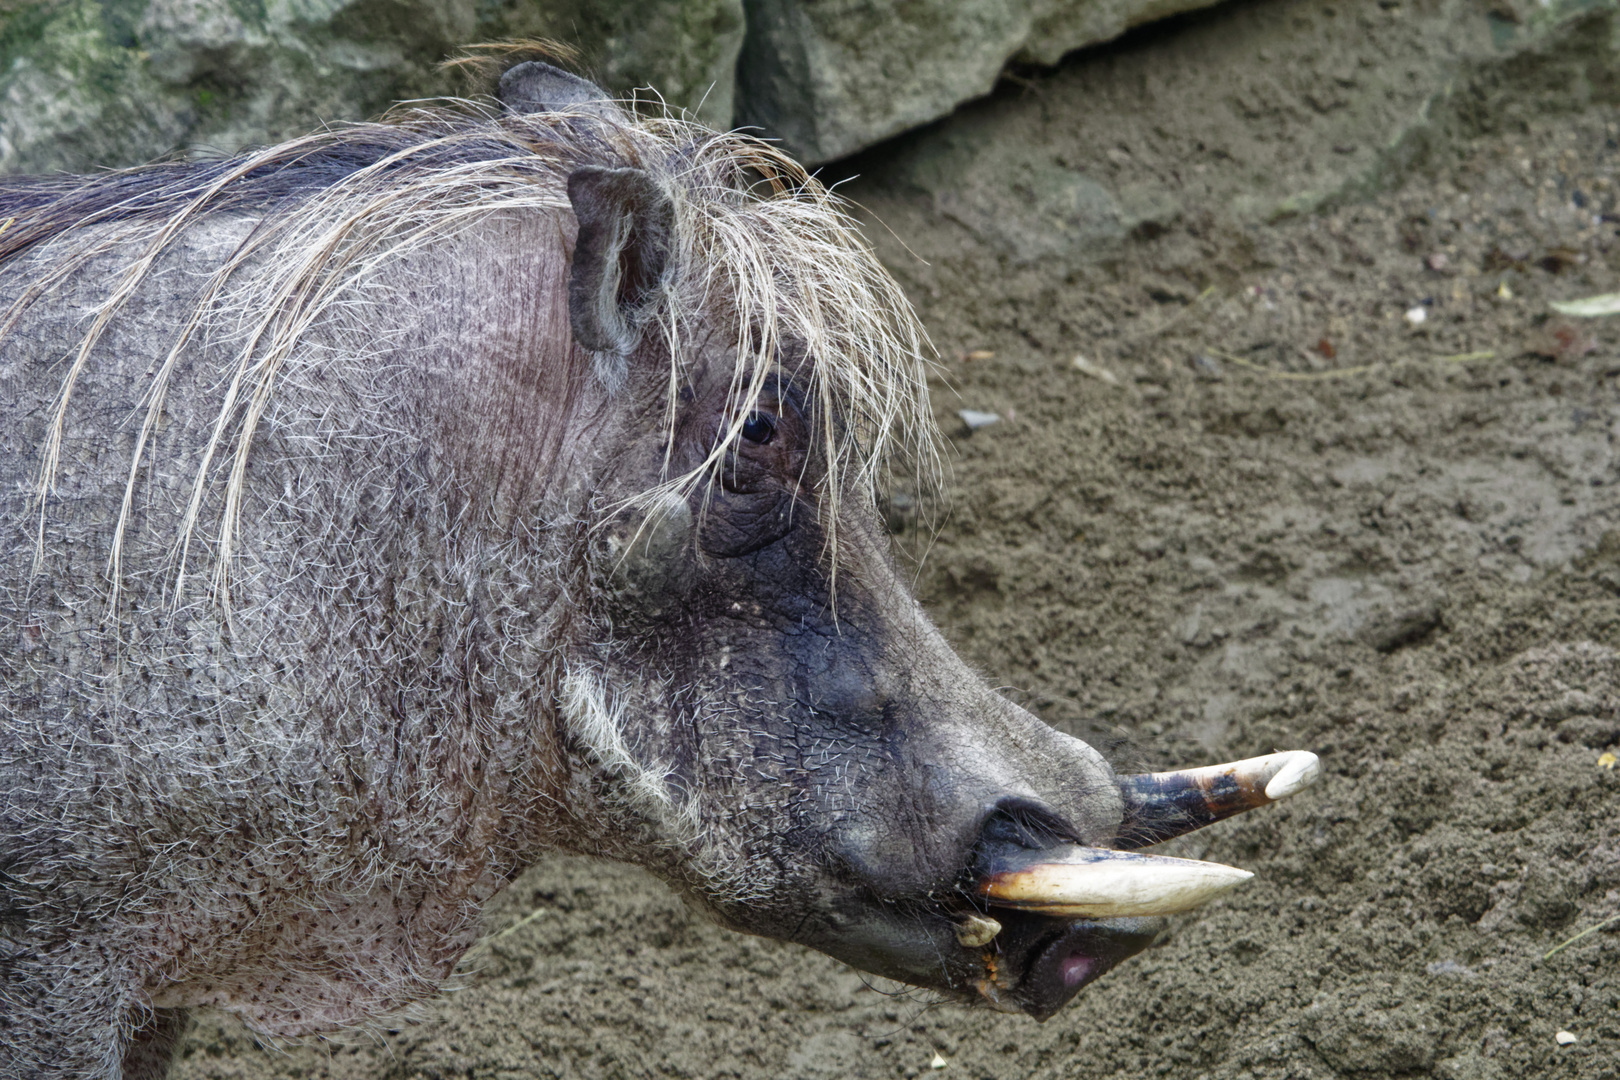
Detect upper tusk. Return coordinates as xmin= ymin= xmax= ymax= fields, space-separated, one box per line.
xmin=1116 ymin=749 xmax=1321 ymax=849
xmin=979 ymin=846 xmax=1253 ymax=918
xmin=1262 ymin=749 xmax=1321 ymax=800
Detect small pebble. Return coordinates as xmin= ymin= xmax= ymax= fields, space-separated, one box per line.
xmin=958 ymin=409 xmax=1000 ymax=430
xmin=930 ymin=1052 xmax=948 ymax=1069
xmin=1599 ymin=752 xmax=1616 ymax=770
xmin=1071 ymin=354 xmax=1121 ymax=385
xmin=1556 ymin=1031 xmax=1578 ymax=1046
xmin=1404 ymin=306 xmax=1428 ymax=326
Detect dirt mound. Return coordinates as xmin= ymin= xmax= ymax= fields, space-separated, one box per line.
xmin=172 ymin=2 xmax=1620 ymax=1077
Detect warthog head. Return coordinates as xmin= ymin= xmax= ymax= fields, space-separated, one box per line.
xmin=497 ymin=63 xmax=1321 ymax=1019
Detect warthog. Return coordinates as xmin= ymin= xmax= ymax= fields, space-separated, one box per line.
xmin=0 ymin=63 xmax=1319 ymax=1079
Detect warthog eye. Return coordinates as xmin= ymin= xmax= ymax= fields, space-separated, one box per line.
xmin=740 ymin=412 xmax=776 ymax=445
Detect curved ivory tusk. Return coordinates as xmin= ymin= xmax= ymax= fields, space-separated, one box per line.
xmin=979 ymin=846 xmax=1253 ymax=918
xmin=1115 ymin=750 xmax=1321 ymax=849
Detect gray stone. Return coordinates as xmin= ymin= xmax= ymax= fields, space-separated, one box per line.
xmin=876 ymin=117 xmax=1178 ymax=266
xmin=734 ymin=0 xmax=1226 ymax=165
xmin=0 ymin=0 xmax=476 ymax=175
xmin=0 ymin=0 xmax=1221 ymax=176
xmin=11 ymin=0 xmax=1607 ymax=185
xmin=839 ymin=0 xmax=1620 ymax=273
xmin=0 ymin=0 xmax=743 ymax=175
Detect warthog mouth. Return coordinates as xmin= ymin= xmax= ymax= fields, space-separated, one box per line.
xmin=950 ymin=750 xmax=1322 ymax=1019
xmin=793 ymin=752 xmax=1319 ymax=1019
xmin=967 ymin=911 xmax=1163 ymax=1020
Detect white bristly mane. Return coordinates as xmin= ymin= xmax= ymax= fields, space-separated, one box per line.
xmin=0 ymin=99 xmax=939 ymax=614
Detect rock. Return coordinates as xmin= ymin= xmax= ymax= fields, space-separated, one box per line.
xmin=877 ymin=120 xmax=1166 ymax=266
xmin=0 ymin=0 xmax=474 ymax=175
xmin=841 ymin=0 xmax=1620 ymax=273
xmin=734 ymin=0 xmax=1228 ymax=164
xmin=0 ymin=0 xmax=1234 ymax=174
xmin=5 ymin=0 xmax=1617 ymax=178
xmin=0 ymin=0 xmax=742 ymax=175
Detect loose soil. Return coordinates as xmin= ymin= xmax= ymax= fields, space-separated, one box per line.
xmin=172 ymin=1 xmax=1620 ymax=1077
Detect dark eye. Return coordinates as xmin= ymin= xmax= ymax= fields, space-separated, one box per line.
xmin=740 ymin=411 xmax=776 ymax=445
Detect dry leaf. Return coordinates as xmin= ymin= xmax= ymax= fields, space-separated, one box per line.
xmin=1550 ymin=293 xmax=1620 ymax=317
xmin=1072 ymin=354 xmax=1121 ymax=385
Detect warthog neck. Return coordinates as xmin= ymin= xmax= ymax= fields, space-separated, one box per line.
xmin=0 ymin=209 xmax=642 ymax=1030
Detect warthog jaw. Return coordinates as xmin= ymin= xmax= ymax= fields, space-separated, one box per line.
xmin=959 ymin=750 xmax=1320 ymax=1018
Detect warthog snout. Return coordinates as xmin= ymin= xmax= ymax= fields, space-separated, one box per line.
xmin=799 ymin=739 xmax=1319 ymax=1019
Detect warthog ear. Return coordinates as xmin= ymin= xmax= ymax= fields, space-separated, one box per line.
xmin=566 ymin=165 xmax=675 ymax=390
xmin=498 ymin=61 xmax=619 ymax=120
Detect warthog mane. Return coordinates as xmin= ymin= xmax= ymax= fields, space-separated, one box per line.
xmin=0 ymin=99 xmax=939 ymax=614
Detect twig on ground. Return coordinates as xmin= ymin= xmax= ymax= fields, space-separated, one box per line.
xmin=1130 ymin=284 xmax=1218 ymax=344
xmin=488 ymin=905 xmax=551 ymax=942
xmin=1543 ymin=912 xmax=1620 ymax=960
xmin=456 ymin=905 xmax=553 ymax=971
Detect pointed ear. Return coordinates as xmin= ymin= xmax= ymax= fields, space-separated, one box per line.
xmin=498 ymin=61 xmax=620 ymax=120
xmin=566 ymin=165 xmax=675 ymax=386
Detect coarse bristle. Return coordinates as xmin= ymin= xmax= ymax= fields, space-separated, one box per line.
xmin=0 ymin=96 xmax=940 ymax=607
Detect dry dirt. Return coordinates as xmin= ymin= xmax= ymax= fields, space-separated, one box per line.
xmin=171 ymin=1 xmax=1620 ymax=1077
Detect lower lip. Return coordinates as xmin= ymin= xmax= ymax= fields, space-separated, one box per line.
xmin=1059 ymin=953 xmax=1093 ymax=986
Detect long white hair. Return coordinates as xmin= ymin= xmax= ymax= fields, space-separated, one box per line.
xmin=0 ymin=96 xmax=939 ymax=608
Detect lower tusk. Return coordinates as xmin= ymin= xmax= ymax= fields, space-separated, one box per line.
xmin=980 ymin=846 xmax=1253 ymax=918
xmin=1116 ymin=749 xmax=1321 ymax=849
xmin=954 ymin=912 xmax=1003 ymax=948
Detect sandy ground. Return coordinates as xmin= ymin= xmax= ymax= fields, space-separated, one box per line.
xmin=172 ymin=1 xmax=1620 ymax=1077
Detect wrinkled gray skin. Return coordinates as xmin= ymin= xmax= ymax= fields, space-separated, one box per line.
xmin=0 ymin=100 xmax=1146 ymax=1080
